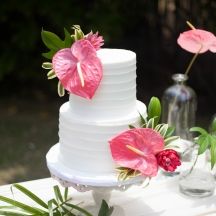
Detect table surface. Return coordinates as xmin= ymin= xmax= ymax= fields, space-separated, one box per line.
xmin=0 ymin=176 xmax=216 ymax=216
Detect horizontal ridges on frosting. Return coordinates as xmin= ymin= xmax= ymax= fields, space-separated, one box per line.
xmin=69 ymin=48 xmax=137 ymax=120
xmin=58 ymin=100 xmax=147 ymax=174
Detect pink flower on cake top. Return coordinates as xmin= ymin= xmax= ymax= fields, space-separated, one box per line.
xmin=52 ymin=39 xmax=102 ymax=99
xmin=41 ymin=25 xmax=104 ymax=99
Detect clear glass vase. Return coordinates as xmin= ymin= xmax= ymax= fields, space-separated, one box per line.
xmin=179 ymin=146 xmax=215 ymax=197
xmin=162 ymin=73 xmax=197 ymax=140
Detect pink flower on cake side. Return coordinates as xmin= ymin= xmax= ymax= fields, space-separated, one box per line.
xmin=109 ymin=128 xmax=165 ymax=177
xmin=52 ymin=39 xmax=103 ymax=99
xmin=85 ymin=31 xmax=104 ymax=51
xmin=177 ymin=29 xmax=216 ymax=54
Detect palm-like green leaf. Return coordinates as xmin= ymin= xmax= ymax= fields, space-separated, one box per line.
xmin=0 ymin=195 xmax=46 ymax=214
xmin=53 ymin=185 xmax=64 ymax=203
xmin=64 ymin=203 xmax=92 ymax=216
xmin=48 ymin=200 xmax=53 ymax=216
xmin=64 ymin=188 xmax=69 ymax=202
xmin=13 ymin=184 xmax=48 ymax=209
xmin=0 ymin=210 xmax=31 ymax=216
xmin=0 ymin=184 xmax=114 ymax=216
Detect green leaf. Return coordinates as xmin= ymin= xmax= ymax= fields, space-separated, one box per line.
xmin=47 ymin=69 xmax=56 ymax=79
xmin=49 ymin=198 xmax=58 ymax=207
xmin=164 ymin=126 xmax=175 ymax=138
xmin=13 ymin=184 xmax=48 ymax=209
xmin=210 ymin=139 xmax=216 ymax=169
xmin=138 ymin=112 xmax=146 ymax=126
xmin=196 ymin=134 xmax=209 ymax=155
xmin=0 ymin=210 xmax=30 ymax=216
xmin=146 ymin=118 xmax=155 ymax=129
xmin=73 ymin=25 xmax=84 ymax=41
xmin=154 ymin=124 xmax=163 ymax=132
xmin=64 ymin=203 xmax=92 ymax=216
xmin=42 ymin=50 xmax=56 ymax=60
xmin=98 ymin=200 xmax=114 ymax=216
xmin=209 ymin=116 xmax=216 ymax=134
xmin=53 ymin=185 xmax=64 ymax=203
xmin=0 ymin=195 xmax=46 ymax=214
xmin=63 ymin=28 xmax=74 ymax=48
xmin=58 ymin=81 xmax=65 ymax=97
xmin=147 ymin=97 xmax=161 ymax=125
xmin=42 ymin=62 xmax=53 ymax=70
xmin=64 ymin=188 xmax=69 ymax=201
xmin=41 ymin=29 xmax=64 ymax=51
xmin=164 ymin=136 xmax=179 ymax=145
xmin=190 ymin=127 xmax=208 ymax=135
xmin=158 ymin=124 xmax=169 ymax=137
xmin=129 ymin=124 xmax=135 ymax=129
xmin=48 ymin=200 xmax=53 ymax=216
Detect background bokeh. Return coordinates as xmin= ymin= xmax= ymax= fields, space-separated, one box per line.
xmin=1 ymin=0 xmax=216 ymax=185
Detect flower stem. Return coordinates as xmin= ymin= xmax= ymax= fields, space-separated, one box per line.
xmin=186 ymin=21 xmax=196 ymax=30
xmin=188 ymin=152 xmax=199 ymax=175
xmin=184 ymin=45 xmax=203 ymax=76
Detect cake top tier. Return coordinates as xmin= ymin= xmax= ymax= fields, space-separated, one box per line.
xmin=97 ymin=48 xmax=136 ymax=68
xmin=69 ymin=48 xmax=137 ymax=121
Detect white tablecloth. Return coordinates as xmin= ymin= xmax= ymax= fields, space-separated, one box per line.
xmin=0 ymin=176 xmax=216 ymax=216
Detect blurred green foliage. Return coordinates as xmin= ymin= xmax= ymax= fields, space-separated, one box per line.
xmin=0 ymin=0 xmax=216 ymax=110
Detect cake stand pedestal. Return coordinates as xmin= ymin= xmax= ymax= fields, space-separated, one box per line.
xmin=46 ymin=144 xmax=147 ymax=214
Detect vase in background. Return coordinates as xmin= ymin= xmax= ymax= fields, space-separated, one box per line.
xmin=162 ymin=73 xmax=197 ymax=141
xmin=179 ymin=145 xmax=215 ymax=197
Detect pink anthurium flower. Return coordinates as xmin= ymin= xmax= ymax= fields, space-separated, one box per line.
xmin=177 ymin=29 xmax=216 ymax=54
xmin=52 ymin=39 xmax=103 ymax=99
xmin=109 ymin=128 xmax=165 ymax=177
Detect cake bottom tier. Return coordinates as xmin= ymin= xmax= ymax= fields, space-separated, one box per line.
xmin=57 ymin=100 xmax=146 ymax=176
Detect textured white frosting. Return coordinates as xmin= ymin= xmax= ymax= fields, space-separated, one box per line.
xmin=57 ymin=49 xmax=147 ymax=175
xmin=69 ymin=49 xmax=137 ymax=120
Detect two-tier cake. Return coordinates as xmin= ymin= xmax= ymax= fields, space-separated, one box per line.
xmin=43 ymin=26 xmax=181 ymax=187
xmin=46 ymin=48 xmax=147 ymax=185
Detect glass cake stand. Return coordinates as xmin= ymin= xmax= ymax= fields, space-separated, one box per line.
xmin=46 ymin=143 xmax=147 ymax=213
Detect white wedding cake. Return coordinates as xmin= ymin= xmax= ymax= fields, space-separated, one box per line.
xmin=47 ymin=48 xmax=147 ymax=183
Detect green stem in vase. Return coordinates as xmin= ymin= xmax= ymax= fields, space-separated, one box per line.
xmin=188 ymin=152 xmax=199 ymax=175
